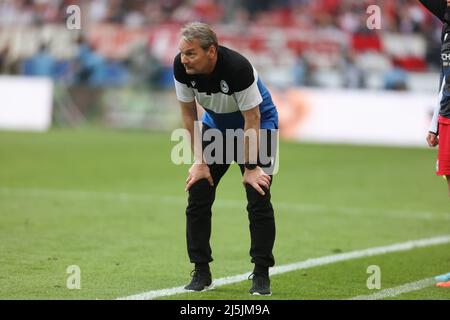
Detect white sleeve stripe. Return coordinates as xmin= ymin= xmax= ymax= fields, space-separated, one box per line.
xmin=174 ymin=78 xmax=195 ymax=103
xmin=429 ymin=79 xmax=444 ymax=133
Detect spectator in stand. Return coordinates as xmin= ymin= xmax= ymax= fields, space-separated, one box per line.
xmin=126 ymin=43 xmax=163 ymax=88
xmin=0 ymin=45 xmax=17 ymax=74
xmin=74 ymin=39 xmax=106 ymax=87
xmin=292 ymin=53 xmax=316 ymax=87
xmin=25 ymin=44 xmax=55 ymax=77
xmin=340 ymin=51 xmax=366 ymax=89
xmin=383 ymin=62 xmax=409 ymax=90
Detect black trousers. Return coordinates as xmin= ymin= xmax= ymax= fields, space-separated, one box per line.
xmin=186 ymin=125 xmax=276 ymax=268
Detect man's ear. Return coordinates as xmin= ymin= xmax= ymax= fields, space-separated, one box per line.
xmin=208 ymin=45 xmax=217 ymax=57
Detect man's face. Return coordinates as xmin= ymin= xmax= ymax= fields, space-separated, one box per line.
xmin=179 ymin=38 xmax=216 ymax=75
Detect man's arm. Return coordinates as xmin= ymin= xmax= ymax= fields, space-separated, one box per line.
xmin=179 ymin=101 xmax=214 ymax=191
xmin=427 ymin=92 xmax=441 ymax=147
xmin=242 ymin=106 xmax=261 ymax=165
xmin=241 ymin=107 xmax=271 ymax=196
xmin=179 ymin=101 xmax=203 ymax=162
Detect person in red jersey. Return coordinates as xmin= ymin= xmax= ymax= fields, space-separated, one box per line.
xmin=419 ymin=0 xmax=450 ymax=196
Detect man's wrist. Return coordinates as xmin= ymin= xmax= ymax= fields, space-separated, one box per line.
xmin=244 ymin=162 xmax=258 ymax=170
xmin=193 ymin=159 xmax=207 ymax=165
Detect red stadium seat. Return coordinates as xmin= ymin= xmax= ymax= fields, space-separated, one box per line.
xmin=392 ymin=56 xmax=427 ymax=72
xmin=352 ymin=34 xmax=383 ymax=52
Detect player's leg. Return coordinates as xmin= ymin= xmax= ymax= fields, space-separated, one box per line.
xmin=185 ymin=125 xmax=229 ymax=291
xmin=240 ymin=174 xmax=275 ymax=268
xmin=239 ymin=129 xmax=277 ymax=295
xmin=240 ymin=173 xmax=275 ymax=295
xmin=186 ymin=162 xmax=229 ymax=265
xmin=184 ymin=162 xmax=229 ymax=291
xmin=186 ymin=124 xmax=229 ymax=265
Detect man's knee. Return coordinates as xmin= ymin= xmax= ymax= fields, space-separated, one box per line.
xmin=189 ymin=179 xmax=214 ymax=195
xmin=187 ymin=179 xmax=215 ymax=211
xmin=244 ymin=183 xmax=271 ymax=201
xmin=244 ymin=184 xmax=273 ymax=215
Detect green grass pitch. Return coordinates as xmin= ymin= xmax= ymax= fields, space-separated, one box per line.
xmin=0 ymin=128 xmax=449 ymax=300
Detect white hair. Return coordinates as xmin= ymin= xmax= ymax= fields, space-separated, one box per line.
xmin=181 ymin=22 xmax=218 ymax=50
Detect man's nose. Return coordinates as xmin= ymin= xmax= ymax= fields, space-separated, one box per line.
xmin=181 ymin=55 xmax=188 ymax=65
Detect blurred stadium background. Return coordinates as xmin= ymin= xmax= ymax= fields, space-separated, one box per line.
xmin=1 ymin=0 xmax=450 ymax=300
xmin=0 ymin=0 xmax=445 ymax=138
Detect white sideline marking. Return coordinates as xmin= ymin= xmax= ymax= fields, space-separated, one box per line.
xmin=1 ymin=187 xmax=449 ymax=221
xmin=116 ymin=235 xmax=450 ymax=300
xmin=349 ymin=278 xmax=436 ymax=300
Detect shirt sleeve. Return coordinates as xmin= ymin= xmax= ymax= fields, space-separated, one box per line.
xmin=430 ymin=78 xmax=444 ymax=133
xmin=233 ymin=67 xmax=263 ymax=111
xmin=173 ymin=53 xmax=195 ymax=103
xmin=418 ymin=0 xmax=446 ymax=22
xmin=174 ymin=78 xmax=195 ymax=103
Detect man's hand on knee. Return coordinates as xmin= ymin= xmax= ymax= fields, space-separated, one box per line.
xmin=185 ymin=163 xmax=214 ymax=192
xmin=243 ymin=166 xmax=271 ymax=196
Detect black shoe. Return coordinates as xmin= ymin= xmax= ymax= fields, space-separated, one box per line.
xmin=184 ymin=269 xmax=213 ymax=291
xmin=248 ymin=273 xmax=271 ymax=296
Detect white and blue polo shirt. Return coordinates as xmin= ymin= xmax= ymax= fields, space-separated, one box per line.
xmin=173 ymin=46 xmax=278 ymax=132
